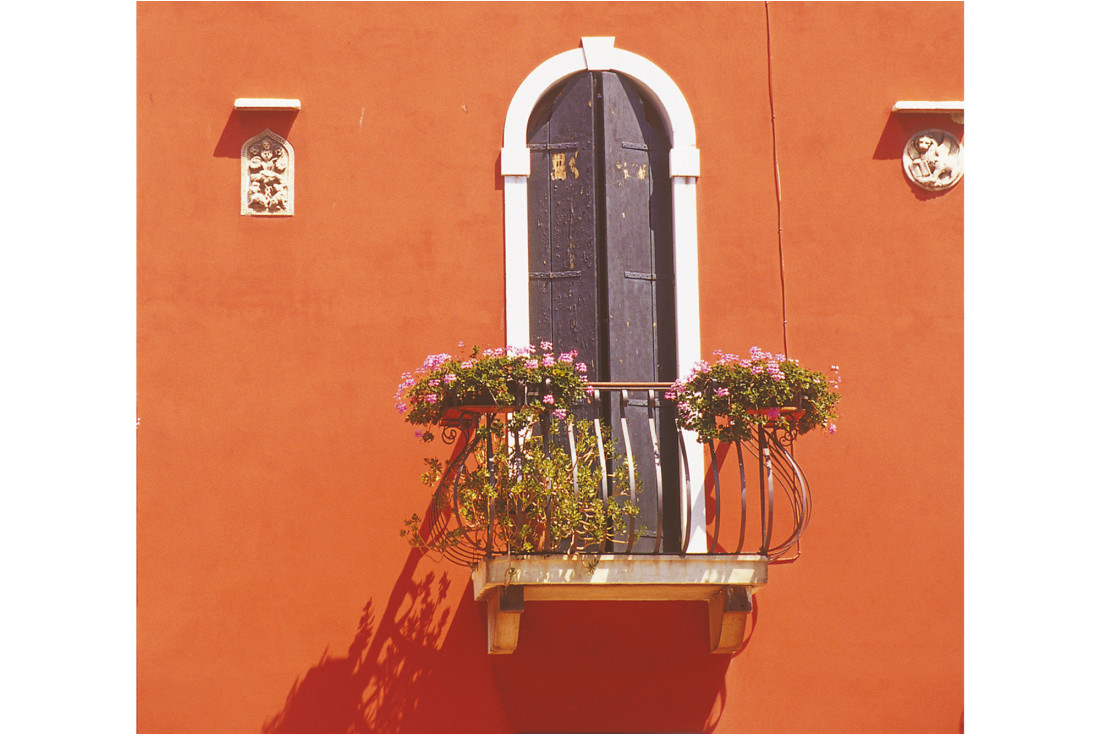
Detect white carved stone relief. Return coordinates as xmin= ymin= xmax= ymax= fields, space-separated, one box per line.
xmin=903 ymin=129 xmax=963 ymax=192
xmin=241 ymin=129 xmax=293 ymax=215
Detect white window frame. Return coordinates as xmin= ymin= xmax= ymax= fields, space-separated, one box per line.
xmin=501 ymin=37 xmax=707 ymax=552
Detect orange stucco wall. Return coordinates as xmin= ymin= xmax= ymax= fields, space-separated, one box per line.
xmin=137 ymin=2 xmax=963 ymax=732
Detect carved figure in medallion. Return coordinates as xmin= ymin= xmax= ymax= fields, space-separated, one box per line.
xmin=903 ymin=129 xmax=962 ymax=192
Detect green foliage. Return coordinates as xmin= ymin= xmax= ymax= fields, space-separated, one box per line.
xmin=667 ymin=346 xmax=841 ymax=443
xmin=403 ymin=418 xmax=641 ymax=558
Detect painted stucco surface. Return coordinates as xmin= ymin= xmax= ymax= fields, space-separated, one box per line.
xmin=137 ymin=2 xmax=963 ymax=732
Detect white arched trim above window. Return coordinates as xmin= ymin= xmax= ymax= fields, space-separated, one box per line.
xmin=501 ymin=37 xmax=706 ymax=552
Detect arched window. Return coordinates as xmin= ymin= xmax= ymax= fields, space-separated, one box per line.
xmin=502 ymin=38 xmax=708 ymax=552
xmin=527 ymin=71 xmax=679 ymax=550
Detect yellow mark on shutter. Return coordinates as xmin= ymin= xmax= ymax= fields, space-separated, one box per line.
xmin=637 ymin=164 xmax=647 ymax=179
xmin=551 ymin=153 xmax=567 ymax=180
xmin=569 ymin=155 xmax=579 ymax=178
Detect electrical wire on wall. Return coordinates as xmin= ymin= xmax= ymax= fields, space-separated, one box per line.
xmin=764 ymin=1 xmax=789 ymax=356
xmin=762 ymin=2 xmax=802 ymax=564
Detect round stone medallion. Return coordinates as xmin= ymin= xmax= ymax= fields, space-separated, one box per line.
xmin=903 ymin=129 xmax=963 ymax=192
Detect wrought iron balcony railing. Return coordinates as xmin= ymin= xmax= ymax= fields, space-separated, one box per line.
xmin=420 ymin=382 xmax=811 ymax=566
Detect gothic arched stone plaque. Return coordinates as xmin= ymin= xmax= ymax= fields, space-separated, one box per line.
xmin=903 ymin=129 xmax=962 ymax=192
xmin=241 ymin=129 xmax=294 ymax=215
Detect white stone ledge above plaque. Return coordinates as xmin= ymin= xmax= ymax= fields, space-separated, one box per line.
xmin=234 ymin=98 xmax=301 ymax=111
xmin=892 ymin=100 xmax=964 ymax=124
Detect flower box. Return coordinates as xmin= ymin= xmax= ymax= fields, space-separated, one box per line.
xmin=725 ymin=406 xmax=806 ymax=428
xmin=667 ymin=346 xmax=841 ymax=444
xmin=438 ymin=384 xmax=528 ymax=425
xmin=394 ymin=343 xmax=589 ymax=433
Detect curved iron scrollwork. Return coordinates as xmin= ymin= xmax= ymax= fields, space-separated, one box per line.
xmin=439 ymin=424 xmax=461 ymax=446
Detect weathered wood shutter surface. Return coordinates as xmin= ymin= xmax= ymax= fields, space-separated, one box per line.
xmin=527 ymin=74 xmax=601 ymax=379
xmin=601 ymin=71 xmax=675 ymax=384
xmin=528 ymin=72 xmax=679 ymax=551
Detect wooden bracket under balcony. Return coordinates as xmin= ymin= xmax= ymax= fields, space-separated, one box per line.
xmin=471 ymin=554 xmax=767 ymax=654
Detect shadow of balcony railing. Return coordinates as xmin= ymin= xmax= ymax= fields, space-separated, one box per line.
xmin=419 ymin=382 xmax=811 ymax=567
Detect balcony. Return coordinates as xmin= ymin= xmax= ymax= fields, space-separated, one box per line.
xmin=414 ymin=382 xmax=812 ymax=654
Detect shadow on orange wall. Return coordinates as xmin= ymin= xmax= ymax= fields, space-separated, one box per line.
xmin=261 ymin=545 xmax=485 ymax=734
xmin=262 ymin=546 xmax=750 ymax=733
xmin=486 ymin=600 xmax=741 ymax=733
xmin=214 ymin=110 xmax=300 ymax=158
xmin=264 ymin=427 xmax=747 ymax=733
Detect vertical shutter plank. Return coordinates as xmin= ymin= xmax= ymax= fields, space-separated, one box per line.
xmin=528 ymin=74 xmax=601 ymax=378
xmin=527 ymin=94 xmax=553 ymax=351
xmin=599 ymin=72 xmax=679 ymax=551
